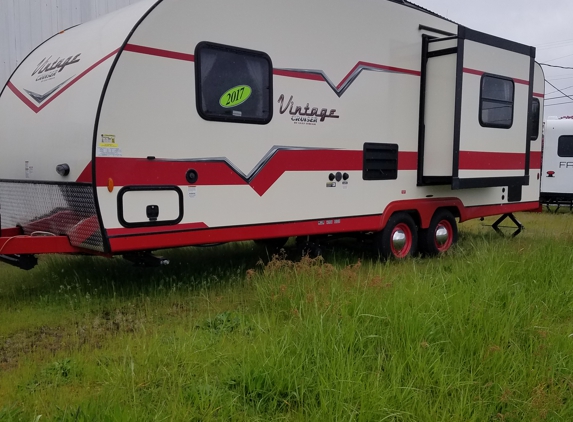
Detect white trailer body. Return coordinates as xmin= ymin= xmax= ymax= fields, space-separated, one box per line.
xmin=540 ymin=118 xmax=573 ymax=205
xmin=0 ymin=0 xmax=545 ymax=267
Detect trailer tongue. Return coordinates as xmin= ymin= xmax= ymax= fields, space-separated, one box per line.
xmin=0 ymin=228 xmax=83 ymax=270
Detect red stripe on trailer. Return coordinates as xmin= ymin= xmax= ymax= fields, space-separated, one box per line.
xmin=7 ymin=49 xmax=119 ymax=113
xmin=95 ymin=150 xmax=418 ymax=196
xmin=96 ymin=158 xmax=246 ymax=187
xmin=458 ymin=151 xmax=541 ymax=171
xmin=337 ymin=61 xmax=421 ymax=90
xmin=7 ymin=83 xmax=38 ymax=112
xmin=0 ymin=235 xmax=83 ymax=255
xmin=463 ymin=68 xmax=484 ymax=77
xmin=399 ymin=151 xmax=418 ymax=170
xmin=462 ymin=201 xmax=539 ymax=221
xmin=124 ymin=44 xmax=195 ymax=62
xmin=458 ymin=151 xmax=527 ymax=170
xmin=380 ymin=198 xmax=463 ymax=229
xmin=249 ymin=149 xmax=363 ymax=195
xmin=106 ymin=199 xmax=540 ymax=253
xmin=108 ymin=214 xmax=383 ymax=252
xmin=107 ymin=222 xmax=208 ymax=236
xmin=1 ymin=227 xmax=22 ymax=237
xmin=273 ymin=69 xmax=325 ymax=81
xmin=381 ymin=198 xmax=539 ymax=227
xmin=76 ymin=162 xmax=92 ymax=183
xmin=123 ymin=44 xmax=420 ymax=86
xmin=530 ymin=151 xmax=542 ymax=169
xmin=513 ymin=77 xmax=530 ymax=86
xmin=463 ymin=67 xmax=530 ymax=86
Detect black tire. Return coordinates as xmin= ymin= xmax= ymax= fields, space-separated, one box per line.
xmin=295 ymin=236 xmax=322 ymax=258
xmin=418 ymin=209 xmax=458 ymax=256
xmin=253 ymin=237 xmax=289 ymax=251
xmin=375 ymin=212 xmax=418 ymax=259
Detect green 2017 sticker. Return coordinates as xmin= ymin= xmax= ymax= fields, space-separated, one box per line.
xmin=219 ymin=85 xmax=252 ymax=108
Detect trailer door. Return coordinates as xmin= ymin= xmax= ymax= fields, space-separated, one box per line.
xmin=419 ymin=27 xmax=535 ymax=191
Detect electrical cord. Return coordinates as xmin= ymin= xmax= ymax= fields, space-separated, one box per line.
xmin=539 ymin=63 xmax=573 ymax=70
xmin=0 ymin=231 xmax=57 ymax=254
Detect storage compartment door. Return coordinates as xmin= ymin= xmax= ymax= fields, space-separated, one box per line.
xmin=118 ymin=186 xmax=183 ymax=228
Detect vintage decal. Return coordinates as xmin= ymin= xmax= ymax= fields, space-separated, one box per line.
xmin=220 ymin=85 xmax=252 ymax=108
xmin=20 ymin=53 xmax=83 ymax=104
xmin=32 ymin=54 xmax=82 ymax=82
xmin=278 ymin=94 xmax=339 ymax=125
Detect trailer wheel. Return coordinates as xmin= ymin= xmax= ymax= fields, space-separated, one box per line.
xmin=295 ymin=236 xmax=323 ymax=258
xmin=418 ymin=209 xmax=458 ymax=256
xmin=254 ymin=237 xmax=289 ymax=251
xmin=376 ymin=212 xmax=417 ymax=259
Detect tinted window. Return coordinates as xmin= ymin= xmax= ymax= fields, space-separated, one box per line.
xmin=479 ymin=75 xmax=514 ymax=129
xmin=558 ymin=136 xmax=573 ymax=157
xmin=530 ymin=98 xmax=540 ymax=140
xmin=195 ymin=42 xmax=272 ymax=124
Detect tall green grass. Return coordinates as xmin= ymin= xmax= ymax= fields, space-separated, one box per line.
xmin=1 ymin=212 xmax=573 ymax=421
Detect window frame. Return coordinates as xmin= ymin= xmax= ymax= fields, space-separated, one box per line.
xmin=478 ymin=74 xmax=515 ymax=129
xmin=557 ymin=135 xmax=573 ymax=158
xmin=194 ymin=41 xmax=273 ymax=125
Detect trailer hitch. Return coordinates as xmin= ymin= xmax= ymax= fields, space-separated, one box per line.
xmin=0 ymin=254 xmax=38 ymax=270
xmin=489 ymin=213 xmax=524 ymax=238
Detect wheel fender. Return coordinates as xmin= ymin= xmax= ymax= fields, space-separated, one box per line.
xmin=380 ymin=198 xmax=463 ymax=230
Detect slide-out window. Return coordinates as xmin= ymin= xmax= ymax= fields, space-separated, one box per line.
xmin=558 ymin=135 xmax=573 ymax=157
xmin=195 ymin=42 xmax=272 ymax=124
xmin=530 ymin=98 xmax=540 ymax=140
xmin=479 ymin=75 xmax=514 ymax=129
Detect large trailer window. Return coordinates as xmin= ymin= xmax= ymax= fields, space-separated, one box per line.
xmin=558 ymin=136 xmax=573 ymax=157
xmin=479 ymin=75 xmax=514 ymax=129
xmin=195 ymin=42 xmax=272 ymax=124
xmin=529 ymin=98 xmax=540 ymax=140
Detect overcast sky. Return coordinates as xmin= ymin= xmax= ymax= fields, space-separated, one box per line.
xmin=413 ymin=0 xmax=573 ymax=118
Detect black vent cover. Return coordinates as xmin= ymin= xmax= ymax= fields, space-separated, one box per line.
xmin=363 ymin=143 xmax=399 ymax=180
xmin=507 ymin=185 xmax=522 ymax=203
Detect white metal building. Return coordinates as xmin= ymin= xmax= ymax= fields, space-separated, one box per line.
xmin=0 ymin=0 xmax=142 ymax=86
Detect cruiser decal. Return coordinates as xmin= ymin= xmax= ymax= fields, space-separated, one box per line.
xmin=23 ymin=77 xmax=73 ymax=104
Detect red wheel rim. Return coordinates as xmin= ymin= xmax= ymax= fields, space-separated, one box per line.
xmin=434 ymin=219 xmax=453 ymax=252
xmin=390 ymin=223 xmax=413 ymax=258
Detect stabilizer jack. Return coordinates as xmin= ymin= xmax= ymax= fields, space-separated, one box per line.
xmin=490 ymin=213 xmax=524 ymax=238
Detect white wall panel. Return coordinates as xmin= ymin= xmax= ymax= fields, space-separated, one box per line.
xmin=0 ymin=0 xmax=143 ymax=87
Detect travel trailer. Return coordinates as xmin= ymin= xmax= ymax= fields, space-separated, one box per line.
xmin=540 ymin=117 xmax=573 ymax=210
xmin=0 ymin=0 xmax=545 ymax=269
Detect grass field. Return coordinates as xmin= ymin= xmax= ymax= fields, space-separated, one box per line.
xmin=1 ymin=211 xmax=573 ymax=421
